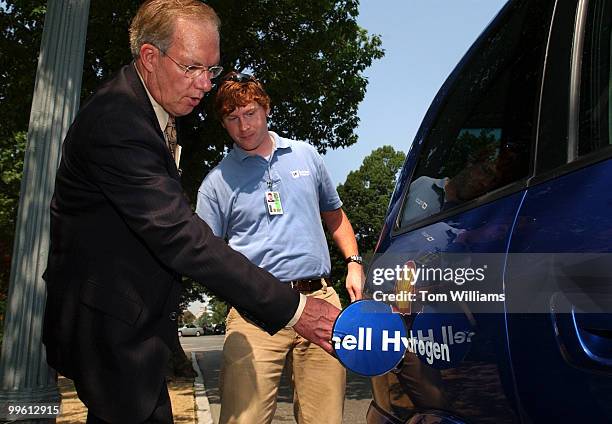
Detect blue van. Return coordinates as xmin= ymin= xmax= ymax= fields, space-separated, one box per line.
xmin=365 ymin=0 xmax=612 ymax=422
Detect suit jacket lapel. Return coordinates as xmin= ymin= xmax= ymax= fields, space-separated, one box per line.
xmin=125 ymin=64 xmax=164 ymax=138
xmin=123 ymin=64 xmax=181 ymax=180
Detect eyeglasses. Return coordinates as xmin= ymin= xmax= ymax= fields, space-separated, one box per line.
xmin=221 ymin=72 xmax=258 ymax=83
xmin=156 ymin=45 xmax=223 ymax=80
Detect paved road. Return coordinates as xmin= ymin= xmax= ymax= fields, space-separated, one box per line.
xmin=181 ymin=335 xmax=371 ymax=423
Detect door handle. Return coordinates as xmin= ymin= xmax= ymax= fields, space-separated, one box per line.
xmin=572 ymin=311 xmax=612 ymax=366
xmin=550 ymin=292 xmax=612 ymax=373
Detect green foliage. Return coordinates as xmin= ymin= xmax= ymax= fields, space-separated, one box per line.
xmin=328 ymin=146 xmax=405 ymax=306
xmin=209 ymin=297 xmax=228 ymax=325
xmin=177 ymin=278 xmax=210 ymax=312
xmin=0 ymin=3 xmax=45 ymax=142
xmin=195 ymin=313 xmax=210 ymax=328
xmin=0 ymin=0 xmax=383 ymax=310
xmin=0 ymin=131 xmax=26 ymax=326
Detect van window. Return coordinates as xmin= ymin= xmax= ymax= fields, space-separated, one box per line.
xmin=399 ymin=0 xmax=552 ymax=228
xmin=578 ymin=0 xmax=612 ymax=157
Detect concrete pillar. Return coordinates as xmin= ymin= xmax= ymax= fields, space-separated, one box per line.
xmin=0 ymin=0 xmax=90 ymax=421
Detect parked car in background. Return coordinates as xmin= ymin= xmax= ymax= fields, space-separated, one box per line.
xmin=177 ymin=324 xmax=204 ymax=337
xmin=202 ymin=324 xmax=215 ymax=335
xmin=366 ymin=0 xmax=612 ymax=423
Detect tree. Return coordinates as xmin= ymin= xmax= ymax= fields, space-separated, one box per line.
xmin=0 ymin=1 xmax=384 ymax=321
xmin=180 ymin=310 xmax=196 ymax=325
xmin=195 ymin=313 xmax=210 ymax=329
xmin=328 ymin=146 xmax=405 ymax=306
xmin=209 ymin=297 xmax=228 ymax=326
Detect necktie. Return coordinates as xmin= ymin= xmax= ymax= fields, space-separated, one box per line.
xmin=164 ymin=116 xmax=177 ymax=159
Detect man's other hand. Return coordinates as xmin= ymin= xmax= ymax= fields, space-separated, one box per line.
xmin=293 ymin=297 xmax=341 ymax=354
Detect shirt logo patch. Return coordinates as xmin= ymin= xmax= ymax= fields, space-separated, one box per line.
xmin=291 ymin=169 xmax=310 ymax=178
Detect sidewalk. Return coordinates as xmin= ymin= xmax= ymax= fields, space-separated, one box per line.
xmin=55 ymin=350 xmax=368 ymax=423
xmin=56 ymin=352 xmax=206 ymax=423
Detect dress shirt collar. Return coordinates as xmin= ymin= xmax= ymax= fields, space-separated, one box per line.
xmin=134 ymin=63 xmax=170 ymax=133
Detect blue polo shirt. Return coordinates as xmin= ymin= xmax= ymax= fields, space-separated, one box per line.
xmin=196 ymin=132 xmax=342 ymax=282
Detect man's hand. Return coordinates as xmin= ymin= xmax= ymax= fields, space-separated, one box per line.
xmin=345 ymin=262 xmax=365 ymax=302
xmin=293 ymin=296 xmax=341 ymax=354
xmin=320 ymin=207 xmax=364 ymax=302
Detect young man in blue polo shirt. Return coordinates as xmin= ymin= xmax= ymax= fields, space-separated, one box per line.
xmin=196 ymin=72 xmax=364 ymax=424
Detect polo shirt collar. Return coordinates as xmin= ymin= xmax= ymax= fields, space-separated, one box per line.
xmin=232 ymin=131 xmax=290 ymax=161
xmin=433 ymin=177 xmax=448 ymax=190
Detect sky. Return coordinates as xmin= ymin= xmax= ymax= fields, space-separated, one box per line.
xmin=323 ymin=0 xmax=509 ymax=186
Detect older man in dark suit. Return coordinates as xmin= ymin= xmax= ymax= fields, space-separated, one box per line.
xmin=42 ymin=1 xmax=340 ymax=422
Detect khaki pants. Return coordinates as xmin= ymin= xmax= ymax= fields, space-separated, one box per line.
xmin=219 ymin=285 xmax=346 ymax=424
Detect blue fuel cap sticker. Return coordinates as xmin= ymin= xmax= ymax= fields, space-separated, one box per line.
xmin=332 ymin=300 xmax=407 ymax=376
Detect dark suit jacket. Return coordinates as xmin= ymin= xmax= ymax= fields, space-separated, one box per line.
xmin=42 ymin=64 xmax=300 ymax=423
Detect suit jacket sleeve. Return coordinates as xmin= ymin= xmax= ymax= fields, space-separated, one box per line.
xmin=84 ymin=112 xmax=299 ymax=334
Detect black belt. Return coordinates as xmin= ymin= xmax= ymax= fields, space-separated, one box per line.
xmin=286 ymin=277 xmax=330 ymax=293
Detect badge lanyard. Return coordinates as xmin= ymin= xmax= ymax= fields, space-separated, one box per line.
xmin=265 ymin=136 xmax=283 ymax=215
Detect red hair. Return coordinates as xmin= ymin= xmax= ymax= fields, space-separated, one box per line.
xmin=214 ymin=78 xmax=271 ymax=120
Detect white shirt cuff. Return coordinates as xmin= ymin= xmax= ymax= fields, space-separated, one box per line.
xmin=286 ymin=293 xmax=307 ymax=327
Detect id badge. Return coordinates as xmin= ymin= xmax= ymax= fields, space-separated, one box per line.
xmin=265 ymin=191 xmax=284 ymax=215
